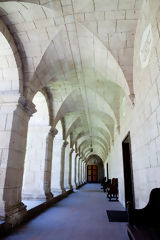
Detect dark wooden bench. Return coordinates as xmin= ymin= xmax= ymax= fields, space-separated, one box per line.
xmin=101 ymin=178 xmax=111 ymax=192
xmin=100 ymin=177 xmax=106 ymax=188
xmin=127 ymin=188 xmax=160 ymax=240
xmin=107 ymin=178 xmax=118 ymax=201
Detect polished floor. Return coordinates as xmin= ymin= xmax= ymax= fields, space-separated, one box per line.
xmin=3 ymin=184 xmax=129 ymax=240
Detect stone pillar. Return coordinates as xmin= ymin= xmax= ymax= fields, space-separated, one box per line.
xmin=85 ymin=163 xmax=88 ymax=182
xmin=68 ymin=148 xmax=74 ymax=190
xmin=72 ymin=150 xmax=77 ymax=189
xmin=60 ymin=140 xmax=68 ymax=193
xmin=76 ymin=154 xmax=79 ymax=187
xmin=80 ymin=158 xmax=83 ymax=185
xmin=44 ymin=127 xmax=58 ymax=200
xmin=64 ymin=141 xmax=70 ymax=191
xmin=78 ymin=156 xmax=82 ymax=185
xmin=83 ymin=161 xmax=86 ymax=183
xmin=0 ymin=95 xmax=36 ymax=225
xmin=82 ymin=161 xmax=84 ymax=183
xmin=51 ymin=131 xmax=65 ymax=195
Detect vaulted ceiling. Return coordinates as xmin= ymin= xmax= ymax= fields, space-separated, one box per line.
xmin=0 ymin=0 xmax=142 ymax=161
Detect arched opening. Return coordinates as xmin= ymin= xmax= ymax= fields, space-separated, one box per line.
xmin=22 ymin=92 xmax=50 ymax=206
xmin=87 ymin=155 xmax=104 ymax=183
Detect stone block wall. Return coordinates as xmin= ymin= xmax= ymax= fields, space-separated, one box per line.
xmin=104 ymin=0 xmax=160 ymax=209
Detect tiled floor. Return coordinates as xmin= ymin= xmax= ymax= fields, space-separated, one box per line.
xmin=3 ymin=184 xmax=129 ymax=240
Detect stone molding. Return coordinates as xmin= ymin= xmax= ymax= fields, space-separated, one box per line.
xmin=18 ymin=96 xmax=36 ymax=117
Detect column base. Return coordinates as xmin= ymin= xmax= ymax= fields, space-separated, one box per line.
xmin=5 ymin=202 xmax=27 ymax=227
xmin=51 ymin=187 xmax=66 ymax=196
xmin=45 ymin=192 xmax=54 ymax=200
xmin=72 ymin=183 xmax=78 ymax=189
xmin=65 ymin=184 xmax=73 ymax=191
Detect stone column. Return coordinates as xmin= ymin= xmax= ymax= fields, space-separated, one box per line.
xmin=64 ymin=142 xmax=70 ymax=191
xmin=51 ymin=131 xmax=65 ymax=195
xmin=60 ymin=141 xmax=68 ymax=193
xmin=0 ymin=95 xmax=36 ymax=225
xmin=80 ymin=158 xmax=83 ymax=185
xmin=78 ymin=156 xmax=82 ymax=185
xmin=84 ymin=162 xmax=87 ymax=183
xmin=82 ymin=161 xmax=84 ymax=183
xmin=44 ymin=127 xmax=58 ymax=200
xmin=68 ymin=148 xmax=74 ymax=190
xmin=83 ymin=161 xmax=86 ymax=183
xmin=85 ymin=163 xmax=88 ymax=182
xmin=72 ymin=150 xmax=77 ymax=189
xmin=76 ymin=154 xmax=79 ymax=187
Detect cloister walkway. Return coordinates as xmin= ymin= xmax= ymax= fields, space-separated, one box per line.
xmin=3 ymin=184 xmax=128 ymax=240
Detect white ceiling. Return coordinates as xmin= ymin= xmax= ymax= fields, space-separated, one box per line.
xmin=0 ymin=0 xmax=142 ymax=161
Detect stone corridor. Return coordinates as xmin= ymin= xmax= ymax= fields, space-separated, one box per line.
xmin=1 ymin=0 xmax=160 ymax=237
xmin=2 ymin=184 xmax=128 ymax=240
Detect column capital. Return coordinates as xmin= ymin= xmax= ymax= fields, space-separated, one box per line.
xmin=129 ymin=93 xmax=135 ymax=106
xmin=18 ymin=96 xmax=36 ymax=117
xmin=49 ymin=127 xmax=58 ymax=138
xmin=70 ymin=148 xmax=74 ymax=154
xmin=63 ymin=140 xmax=69 ymax=148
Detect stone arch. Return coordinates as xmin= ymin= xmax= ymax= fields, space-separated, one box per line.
xmin=0 ymin=0 xmax=53 ymax=9
xmin=0 ymin=18 xmax=24 ymax=219
xmin=0 ymin=18 xmax=23 ymax=94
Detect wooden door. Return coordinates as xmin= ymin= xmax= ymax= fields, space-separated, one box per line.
xmin=87 ymin=165 xmax=98 ymax=183
xmin=122 ymin=132 xmax=135 ymax=208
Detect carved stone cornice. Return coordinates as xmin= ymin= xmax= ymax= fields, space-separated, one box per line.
xmin=49 ymin=127 xmax=58 ymax=138
xmin=18 ymin=96 xmax=36 ymax=117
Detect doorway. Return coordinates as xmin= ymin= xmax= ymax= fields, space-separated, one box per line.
xmin=122 ymin=132 xmax=135 ymax=208
xmin=87 ymin=165 xmax=98 ymax=183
